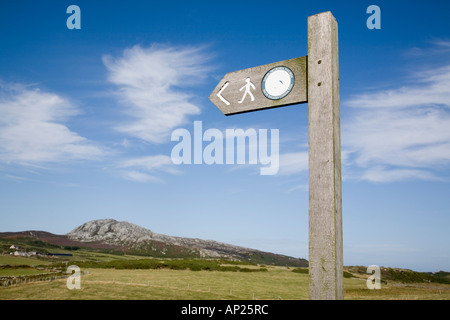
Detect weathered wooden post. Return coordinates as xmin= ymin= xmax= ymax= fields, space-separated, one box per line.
xmin=307 ymin=11 xmax=343 ymax=300
xmin=209 ymin=11 xmax=342 ymax=300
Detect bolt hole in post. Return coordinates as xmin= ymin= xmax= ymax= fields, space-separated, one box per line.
xmin=318 ymin=60 xmax=322 ymax=64
xmin=317 ymin=82 xmax=322 ymax=86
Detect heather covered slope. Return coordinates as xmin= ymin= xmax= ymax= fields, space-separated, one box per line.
xmin=0 ymin=219 xmax=308 ymax=267
xmin=66 ymin=219 xmax=308 ymax=266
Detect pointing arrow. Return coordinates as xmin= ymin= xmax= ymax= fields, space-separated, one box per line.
xmin=217 ymin=81 xmax=230 ymax=106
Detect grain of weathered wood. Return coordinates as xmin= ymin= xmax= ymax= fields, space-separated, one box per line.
xmin=307 ymin=11 xmax=343 ymax=300
xmin=209 ymin=56 xmax=307 ymax=115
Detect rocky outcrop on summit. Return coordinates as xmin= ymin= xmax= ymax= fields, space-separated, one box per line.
xmin=68 ymin=219 xmax=251 ymax=258
xmin=66 ymin=219 xmax=308 ymax=267
xmin=67 ymin=219 xmax=155 ymax=245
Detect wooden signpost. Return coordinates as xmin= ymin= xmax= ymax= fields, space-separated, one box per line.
xmin=209 ymin=11 xmax=343 ymax=300
xmin=209 ymin=57 xmax=307 ymax=115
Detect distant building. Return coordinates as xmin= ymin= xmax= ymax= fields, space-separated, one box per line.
xmin=9 ymin=245 xmax=19 ymax=250
xmin=10 ymin=250 xmax=40 ymax=257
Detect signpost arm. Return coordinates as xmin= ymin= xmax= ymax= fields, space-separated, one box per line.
xmin=307 ymin=11 xmax=343 ymax=300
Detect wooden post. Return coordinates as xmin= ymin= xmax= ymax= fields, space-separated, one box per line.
xmin=209 ymin=10 xmax=342 ymax=300
xmin=307 ymin=11 xmax=343 ymax=300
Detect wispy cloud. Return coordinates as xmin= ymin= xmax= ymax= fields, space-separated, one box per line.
xmin=120 ymin=170 xmax=161 ymax=183
xmin=343 ymin=58 xmax=450 ymax=182
xmin=0 ymin=83 xmax=105 ymax=166
xmin=117 ymin=154 xmax=179 ymax=183
xmin=346 ymin=64 xmax=450 ymax=109
xmin=406 ymin=39 xmax=450 ymax=57
xmin=103 ymin=44 xmax=212 ymax=144
xmin=359 ymin=166 xmax=439 ymax=183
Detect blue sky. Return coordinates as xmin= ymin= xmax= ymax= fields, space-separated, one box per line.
xmin=1 ymin=0 xmax=449 ymax=272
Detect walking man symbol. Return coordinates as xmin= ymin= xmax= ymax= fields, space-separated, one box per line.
xmin=238 ymin=78 xmax=255 ymax=104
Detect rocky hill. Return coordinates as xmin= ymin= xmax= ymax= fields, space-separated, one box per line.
xmin=66 ymin=219 xmax=308 ymax=267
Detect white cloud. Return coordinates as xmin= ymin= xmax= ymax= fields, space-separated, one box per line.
xmin=406 ymin=39 xmax=450 ymax=57
xmin=117 ymin=154 xmax=180 ymax=183
xmin=347 ymin=64 xmax=450 ymax=109
xmin=103 ymin=44 xmax=212 ymax=144
xmin=359 ymin=166 xmax=439 ymax=183
xmin=343 ymin=62 xmax=450 ymax=182
xmin=121 ymin=170 xmax=160 ymax=183
xmin=0 ymin=83 xmax=105 ymax=166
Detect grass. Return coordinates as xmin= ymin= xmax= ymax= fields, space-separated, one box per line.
xmin=0 ymin=268 xmax=46 ymax=277
xmin=0 ymin=255 xmax=51 ymax=266
xmin=0 ymin=266 xmax=309 ymax=300
xmin=344 ymin=282 xmax=450 ymax=300
xmin=1 ymin=248 xmax=449 ymax=300
xmin=1 ymin=266 xmax=449 ymax=300
xmin=68 ymin=258 xmax=269 ymax=272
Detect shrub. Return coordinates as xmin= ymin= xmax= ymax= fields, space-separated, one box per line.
xmin=292 ymin=268 xmax=308 ymax=274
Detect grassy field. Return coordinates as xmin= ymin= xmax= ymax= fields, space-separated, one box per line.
xmin=0 ymin=268 xmax=47 ymax=277
xmin=1 ymin=248 xmax=449 ymax=300
xmin=1 ymin=266 xmax=449 ymax=300
xmin=0 ymin=255 xmax=52 ymax=266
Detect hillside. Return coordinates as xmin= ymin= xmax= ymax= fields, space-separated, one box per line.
xmin=0 ymin=219 xmax=308 ymax=267
xmin=66 ymin=219 xmax=308 ymax=266
xmin=0 ymin=230 xmax=121 ymax=250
